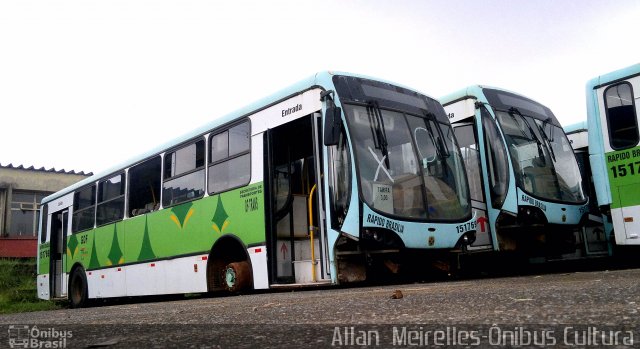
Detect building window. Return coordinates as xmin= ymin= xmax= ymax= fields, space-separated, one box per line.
xmin=605 ymin=82 xmax=639 ymax=150
xmin=163 ymin=139 xmax=205 ymax=207
xmin=208 ymin=121 xmax=251 ymax=194
xmin=96 ymin=173 xmax=125 ymax=226
xmin=72 ymin=185 xmax=96 ymax=233
xmin=8 ymin=191 xmax=49 ymax=237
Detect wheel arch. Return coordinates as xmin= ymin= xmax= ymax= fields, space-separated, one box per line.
xmin=68 ymin=262 xmax=89 ymax=307
xmin=68 ymin=262 xmax=86 ymax=276
xmin=206 ymin=234 xmax=252 ymax=291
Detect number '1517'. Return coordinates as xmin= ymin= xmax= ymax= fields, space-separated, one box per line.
xmin=610 ymin=162 xmax=640 ymax=178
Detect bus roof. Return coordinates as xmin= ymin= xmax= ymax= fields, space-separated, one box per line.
xmin=42 ymin=70 xmax=433 ymax=204
xmin=563 ymin=120 xmax=588 ymax=135
xmin=439 ymin=85 xmax=488 ymax=105
xmin=586 ymin=63 xmax=640 ymax=91
xmin=440 ymin=84 xmax=550 ymax=108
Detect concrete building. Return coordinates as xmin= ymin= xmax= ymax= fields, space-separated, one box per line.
xmin=0 ymin=164 xmax=91 ymax=258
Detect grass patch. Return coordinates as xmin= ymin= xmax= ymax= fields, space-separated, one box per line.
xmin=0 ymin=258 xmax=61 ymax=314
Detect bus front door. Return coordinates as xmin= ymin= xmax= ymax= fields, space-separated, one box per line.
xmin=267 ymin=114 xmax=330 ymax=284
xmin=49 ymin=209 xmax=69 ymax=298
xmin=453 ymin=122 xmax=493 ymax=251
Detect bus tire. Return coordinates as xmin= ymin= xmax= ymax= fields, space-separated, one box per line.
xmin=221 ymin=261 xmax=252 ymax=293
xmin=69 ymin=267 xmax=89 ymax=308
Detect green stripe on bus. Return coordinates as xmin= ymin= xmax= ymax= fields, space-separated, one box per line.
xmin=61 ymin=182 xmax=265 ymax=274
xmin=606 ymin=146 xmax=640 ymax=209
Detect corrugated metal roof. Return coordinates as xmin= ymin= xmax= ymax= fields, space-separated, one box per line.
xmin=0 ymin=163 xmax=93 ymax=176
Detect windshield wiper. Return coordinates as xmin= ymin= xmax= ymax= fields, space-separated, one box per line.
xmin=534 ymin=117 xmax=557 ymax=162
xmin=367 ymin=101 xmax=390 ymax=169
xmin=423 ymin=111 xmax=450 ymax=159
xmin=542 ymin=116 xmax=554 ymax=142
xmin=508 ymin=107 xmax=547 ymax=164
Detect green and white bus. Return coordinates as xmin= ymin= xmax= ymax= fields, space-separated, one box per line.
xmin=585 ymin=63 xmax=640 ymax=246
xmin=37 ymin=72 xmax=475 ymax=307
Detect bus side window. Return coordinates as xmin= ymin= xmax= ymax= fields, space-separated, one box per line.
xmin=481 ymin=107 xmax=509 ymax=208
xmin=96 ymin=173 xmax=125 ymax=226
xmin=605 ymin=82 xmax=639 ymax=150
xmin=163 ymin=139 xmax=206 ymax=207
xmin=128 ymin=156 xmax=162 ymax=216
xmin=72 ymin=185 xmax=96 ymax=233
xmin=208 ymin=121 xmax=251 ymax=194
xmin=40 ymin=204 xmax=48 ymax=243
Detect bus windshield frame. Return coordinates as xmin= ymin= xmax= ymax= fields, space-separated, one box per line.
xmin=484 ymin=88 xmax=586 ymax=204
xmin=334 ymin=75 xmax=471 ymax=222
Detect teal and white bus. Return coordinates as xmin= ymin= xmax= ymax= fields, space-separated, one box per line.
xmin=441 ymin=86 xmax=589 ymax=259
xmin=37 ymin=72 xmax=475 ymax=307
xmin=584 ymin=64 xmax=640 ymax=246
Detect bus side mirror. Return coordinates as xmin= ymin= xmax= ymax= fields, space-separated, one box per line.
xmin=324 ymin=106 xmax=342 ymax=146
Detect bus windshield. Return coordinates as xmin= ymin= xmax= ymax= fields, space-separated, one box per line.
xmin=495 ymin=109 xmax=586 ymax=203
xmin=334 ymin=76 xmax=470 ymax=221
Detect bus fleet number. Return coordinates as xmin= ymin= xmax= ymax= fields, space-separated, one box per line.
xmin=610 ymin=161 xmax=640 ymax=178
xmin=456 ymin=221 xmax=477 ymax=234
xmin=245 ymin=198 xmax=258 ymax=212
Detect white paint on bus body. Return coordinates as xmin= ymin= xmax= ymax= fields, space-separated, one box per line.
xmin=83 ymin=255 xmax=208 ymax=298
xmin=81 ymin=249 xmax=269 ymax=299
xmin=444 ymin=97 xmax=476 ymax=123
xmin=250 ymin=89 xmax=323 ymax=135
xmin=248 ymin=245 xmax=269 ymax=289
xmin=37 ymin=274 xmax=49 ymax=300
xmin=566 ymin=130 xmax=588 ymax=150
xmin=249 ymin=135 xmax=264 ymax=184
xmin=45 ymin=192 xmax=74 ymax=214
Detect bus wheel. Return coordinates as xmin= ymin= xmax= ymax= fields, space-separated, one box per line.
xmin=221 ymin=261 xmax=252 ymax=293
xmin=69 ymin=267 xmax=89 ymax=308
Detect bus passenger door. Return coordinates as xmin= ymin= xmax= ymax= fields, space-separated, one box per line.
xmin=49 ymin=208 xmax=69 ymax=298
xmin=266 ymin=114 xmax=329 ymax=284
xmin=572 ymin=148 xmax=609 ymax=255
xmin=453 ymin=122 xmax=492 ymax=250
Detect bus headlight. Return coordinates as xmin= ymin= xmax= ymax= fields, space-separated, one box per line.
xmin=517 ymin=206 xmax=547 ymax=226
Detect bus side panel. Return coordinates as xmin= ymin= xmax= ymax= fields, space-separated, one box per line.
xmin=87 ymin=266 xmax=126 ymax=298
xmin=119 ymin=183 xmax=265 ymax=297
xmin=596 ymin=75 xmax=640 ymax=244
xmin=37 ymin=238 xmax=51 ymax=300
xmin=248 ymin=245 xmax=269 ymax=289
xmin=82 ymin=222 xmax=127 ymax=298
xmin=36 ymin=274 xmax=50 ymax=300
xmin=37 ymin=210 xmax=51 ymax=300
xmin=586 ymin=83 xmax=613 ymax=209
xmin=124 ymin=260 xmax=165 ymax=297
xmin=164 ymin=255 xmax=208 ymax=294
xmin=248 ymin=131 xmax=269 ymax=289
xmin=122 ymin=255 xmax=208 ymax=296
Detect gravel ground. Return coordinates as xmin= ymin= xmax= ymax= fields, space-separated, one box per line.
xmin=1 ymin=268 xmax=639 ymax=348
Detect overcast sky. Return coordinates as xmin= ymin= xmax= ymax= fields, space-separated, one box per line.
xmin=1 ymin=0 xmax=638 ymax=174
